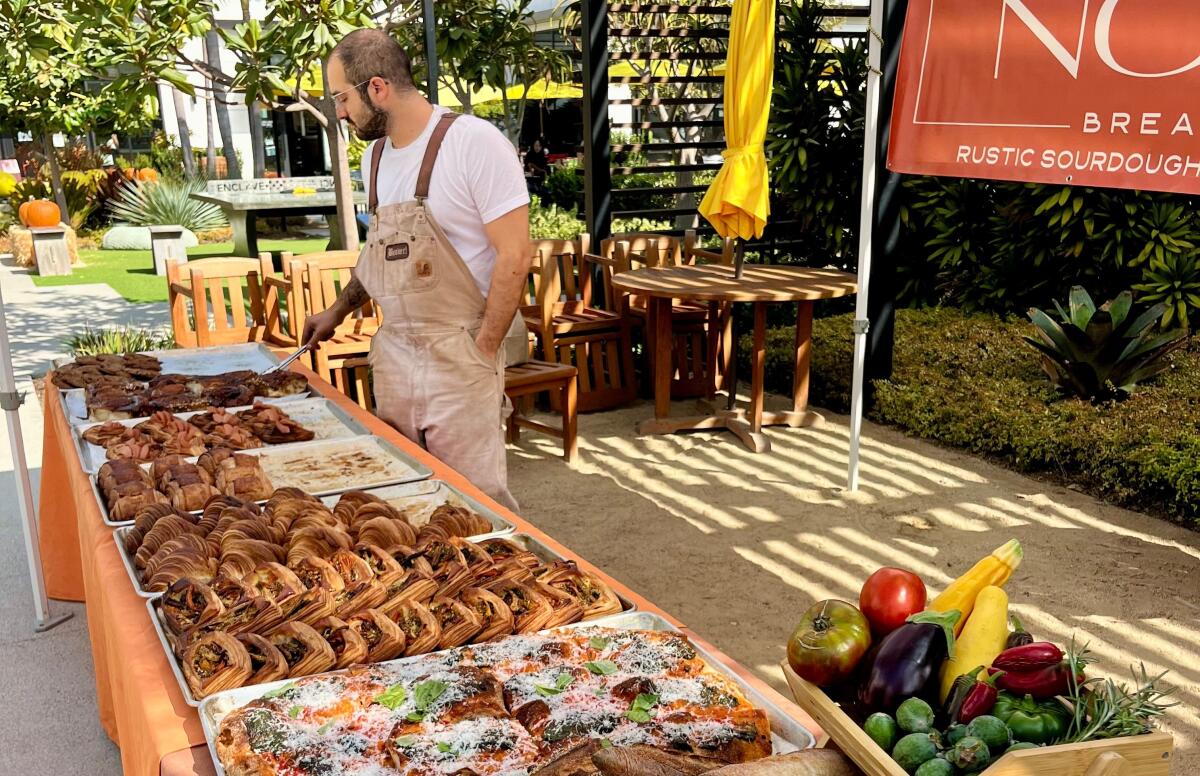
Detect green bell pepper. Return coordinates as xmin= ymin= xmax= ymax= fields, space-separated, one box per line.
xmin=992 ymin=692 xmax=1070 ymax=744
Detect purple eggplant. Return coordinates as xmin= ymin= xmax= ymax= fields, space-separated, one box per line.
xmin=859 ymin=609 xmax=961 ymax=714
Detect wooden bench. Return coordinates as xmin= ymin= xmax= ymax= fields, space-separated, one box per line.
xmin=336 ymin=357 xmax=579 ymax=462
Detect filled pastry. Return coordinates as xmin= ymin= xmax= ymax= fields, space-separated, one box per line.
xmin=390 ymin=601 xmax=442 ymax=656
xmin=459 ymin=586 xmax=516 ymax=643
xmin=182 ymin=632 xmax=252 ymax=699
xmin=429 ymin=595 xmax=483 ymax=649
xmin=346 ymin=608 xmax=406 ymax=663
xmin=162 ymin=577 xmax=224 ymax=636
xmin=267 ymin=622 xmax=336 ymax=678
xmin=537 ymin=560 xmax=623 ymax=620
xmin=235 ymin=632 xmax=289 ymax=685
xmin=236 ymin=403 xmax=315 ymax=445
xmin=487 ymin=579 xmax=554 ymax=634
xmin=313 ymin=616 xmax=369 ymax=669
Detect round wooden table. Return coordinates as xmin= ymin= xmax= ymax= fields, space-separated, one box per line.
xmin=612 ymin=264 xmax=858 ymax=452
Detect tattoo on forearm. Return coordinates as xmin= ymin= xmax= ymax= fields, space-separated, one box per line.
xmin=341 ymin=278 xmax=371 ymax=310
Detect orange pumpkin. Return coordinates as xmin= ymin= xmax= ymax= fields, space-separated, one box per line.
xmin=20 ymin=199 xmax=61 ymax=228
xmin=136 ymin=167 xmax=158 ymax=182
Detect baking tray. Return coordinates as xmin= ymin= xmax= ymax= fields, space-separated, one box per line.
xmin=320 ymin=480 xmax=515 ymax=541
xmin=114 ymin=481 xmax=514 ymax=599
xmin=63 ymin=389 xmax=311 ymax=427
xmin=148 ymin=342 xmax=282 ymax=375
xmin=196 ymin=611 xmax=816 ymax=776
xmin=73 ymin=397 xmax=371 ymax=474
xmin=150 ymin=532 xmax=632 ymax=707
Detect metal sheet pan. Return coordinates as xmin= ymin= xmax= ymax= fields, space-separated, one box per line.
xmin=197 ymin=611 xmax=816 ymax=776
xmin=63 ymin=388 xmax=311 ymax=427
xmin=148 ymin=342 xmax=282 ymax=375
xmin=74 ymin=397 xmax=370 ymax=473
xmin=319 ymin=480 xmax=515 ymax=542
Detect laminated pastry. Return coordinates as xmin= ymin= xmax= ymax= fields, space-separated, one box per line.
xmin=533 ymin=580 xmax=586 ymax=630
xmin=312 ymin=616 xmax=369 ymax=669
xmin=105 ymin=432 xmax=163 ymax=464
xmin=288 ymin=556 xmax=346 ymax=596
xmin=109 ymin=487 xmax=172 ymax=522
xmin=331 ymin=489 xmax=389 ymax=527
xmin=267 ymin=622 xmax=336 ymax=678
xmin=161 ymin=577 xmax=224 ymax=636
xmin=125 ymin=504 xmax=191 ymax=553
xmin=188 ymin=407 xmax=243 ymax=436
xmin=204 ymin=424 xmax=263 ymax=451
xmin=250 ymin=370 xmax=309 ymax=398
xmin=477 ymin=537 xmax=541 ymax=571
xmin=377 ymin=568 xmax=440 ymax=617
xmin=136 ymin=411 xmax=206 ymax=446
xmin=243 ymin=562 xmax=306 ymax=606
xmin=418 ymin=539 xmax=473 ymax=599
xmin=417 ymin=503 xmax=494 ymax=543
xmin=429 ymin=595 xmax=484 ymax=649
xmin=236 ymin=633 xmax=290 ymax=686
xmin=86 ymin=382 xmax=147 ymax=422
xmin=354 ymin=516 xmax=418 ymax=550
xmin=182 ymin=631 xmax=252 ymax=699
xmin=97 ymin=458 xmax=153 ymax=497
xmin=285 ymin=526 xmax=353 ymax=567
xmin=391 ymin=601 xmax=442 ymax=656
xmin=487 ymin=580 xmax=554 ymax=635
xmin=82 ymin=421 xmax=134 ymax=448
xmin=155 ymin=461 xmax=221 ymax=513
xmin=133 ymin=514 xmax=204 ymax=569
xmin=236 ymin=402 xmax=315 ymax=445
xmin=211 ymin=451 xmax=274 ymax=502
xmin=345 ymin=608 xmax=406 ymax=663
xmin=285 ymin=586 xmax=336 ymax=626
xmin=536 ymin=561 xmax=624 ymax=620
xmin=459 ymin=586 xmax=516 ymax=643
xmin=217 ymin=539 xmax=286 ymax=581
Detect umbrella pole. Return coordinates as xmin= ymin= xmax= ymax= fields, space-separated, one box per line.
xmin=732 ymin=238 xmax=746 ymax=278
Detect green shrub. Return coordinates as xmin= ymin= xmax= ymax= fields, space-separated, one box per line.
xmin=743 ymin=308 xmax=1200 ymax=526
xmin=529 ymin=195 xmax=584 ymax=240
xmin=107 ymin=178 xmax=227 ymax=231
xmin=543 ymin=159 xmax=583 ymax=212
xmin=64 ymin=324 xmax=174 ymax=357
xmin=8 ymin=171 xmax=106 ymax=230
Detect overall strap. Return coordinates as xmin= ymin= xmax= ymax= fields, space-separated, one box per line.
xmin=415 ymin=112 xmax=461 ymax=202
xmin=368 ymin=138 xmax=386 ymax=212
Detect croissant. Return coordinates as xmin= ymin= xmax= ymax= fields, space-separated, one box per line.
xmin=218 ymin=540 xmax=285 ymax=580
xmin=150 ymin=455 xmax=197 ymax=488
xmin=313 ymin=616 xmax=370 ymax=670
xmin=142 ymin=533 xmax=211 ymax=580
xmin=217 ymin=463 xmax=273 ymax=502
xmin=268 ymin=622 xmax=336 ymax=678
xmin=199 ymin=494 xmax=260 ymax=530
xmin=134 ymin=516 xmax=205 ymax=569
xmin=218 ymin=519 xmax=278 ymax=549
xmin=161 ymin=578 xmax=224 ymax=636
xmin=285 ymin=526 xmax=352 ymax=567
xmin=390 ymin=601 xmax=442 ymax=657
xmin=236 ymin=633 xmax=289 ymax=685
xmin=265 ymin=487 xmax=322 ymax=515
xmin=346 ymin=608 xmax=406 ymax=663
xmin=288 ymin=556 xmax=346 ymax=594
xmin=182 ymin=632 xmax=252 ymax=699
xmin=165 ymin=478 xmax=222 ymax=514
xmin=537 ymin=561 xmax=623 ymax=620
xmin=287 ymin=511 xmax=344 ymax=535
xmin=243 ymin=562 xmax=306 ymax=605
xmin=428 ymin=596 xmax=483 ymax=649
xmin=355 ymin=516 xmax=418 ymax=549
xmin=127 ymin=505 xmax=191 ymax=553
xmin=110 ymin=489 xmax=171 ymax=522
xmin=476 ymin=538 xmax=541 ymax=570
xmin=197 ymin=448 xmax=237 ymax=481
xmin=147 ymin=553 xmax=220 ymax=593
xmin=346 ymin=502 xmax=405 ymax=534
xmin=332 ymin=490 xmax=388 ymax=526
xmin=459 ymin=587 xmax=516 ymax=643
xmin=417 ymin=504 xmax=492 ymax=543
xmin=486 ymin=580 xmax=553 ymax=634
xmin=97 ymin=459 xmax=153 ymax=496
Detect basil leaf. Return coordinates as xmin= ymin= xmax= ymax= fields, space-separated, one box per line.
xmin=413 ymin=680 xmax=449 ymax=710
xmin=593 ymin=688 xmax=607 ymax=698
xmin=535 ymin=684 xmax=563 ymax=697
xmin=261 ymin=682 xmax=297 ymax=699
xmin=589 ymin=636 xmax=610 ymax=650
xmin=436 ymin=742 xmax=453 ymax=754
xmin=394 ymin=734 xmax=418 ymax=748
xmin=600 ymin=738 xmax=613 ymax=749
xmin=406 ymin=711 xmax=426 ymax=722
xmin=288 ymin=705 xmax=303 ymax=719
xmin=555 ymin=673 xmax=574 ymax=690
xmin=585 ymin=660 xmax=618 ymax=676
xmin=317 ymin=720 xmax=335 ymax=735
xmin=625 ymin=708 xmax=652 ymax=723
xmin=632 ymin=693 xmax=659 ymax=712
xmin=373 ymin=684 xmax=408 ymax=711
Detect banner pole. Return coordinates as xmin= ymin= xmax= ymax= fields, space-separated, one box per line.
xmin=848 ymin=0 xmax=885 ymax=491
xmin=0 ymin=281 xmax=72 ymax=632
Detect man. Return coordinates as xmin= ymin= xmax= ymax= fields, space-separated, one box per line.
xmin=304 ymin=29 xmax=530 ymax=511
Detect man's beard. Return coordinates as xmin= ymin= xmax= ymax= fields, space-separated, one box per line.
xmin=351 ymin=104 xmax=389 ymax=141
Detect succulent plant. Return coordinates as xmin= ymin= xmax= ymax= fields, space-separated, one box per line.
xmin=1024 ymin=286 xmax=1187 ymax=400
xmin=106 ymin=177 xmax=226 ymax=232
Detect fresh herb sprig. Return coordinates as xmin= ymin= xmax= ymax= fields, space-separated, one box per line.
xmin=1059 ymin=640 xmax=1177 ymax=744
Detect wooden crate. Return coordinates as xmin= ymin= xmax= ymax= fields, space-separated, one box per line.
xmin=782 ymin=662 xmax=1174 ymax=776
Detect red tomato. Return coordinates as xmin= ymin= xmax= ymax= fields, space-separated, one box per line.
xmin=859 ymin=567 xmax=927 ymax=636
xmin=786 ymin=599 xmax=872 ymax=687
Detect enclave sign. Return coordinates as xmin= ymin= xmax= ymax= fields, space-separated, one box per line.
xmin=888 ymin=0 xmax=1200 ymax=194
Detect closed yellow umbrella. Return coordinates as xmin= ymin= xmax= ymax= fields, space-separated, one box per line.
xmin=698 ymin=0 xmax=776 ymax=273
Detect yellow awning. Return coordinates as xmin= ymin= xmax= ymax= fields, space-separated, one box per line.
xmin=698 ymin=0 xmax=775 ymax=240
xmin=280 ymin=65 xmax=323 ymax=98
xmin=505 ymin=80 xmax=582 ymax=100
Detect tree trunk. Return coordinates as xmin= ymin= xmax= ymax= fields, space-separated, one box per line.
xmin=317 ymin=88 xmax=359 ymax=251
xmin=500 ymin=92 xmax=518 ymax=144
xmin=205 ymin=29 xmax=241 ymax=179
xmin=249 ymin=100 xmax=266 ymax=177
xmin=42 ymin=132 xmax=70 ymax=224
xmin=171 ymin=88 xmax=196 ymax=177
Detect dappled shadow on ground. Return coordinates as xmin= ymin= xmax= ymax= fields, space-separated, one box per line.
xmin=508 ymin=394 xmax=1200 ymax=773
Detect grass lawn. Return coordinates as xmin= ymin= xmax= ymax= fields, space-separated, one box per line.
xmin=31 ymin=238 xmax=331 ymax=303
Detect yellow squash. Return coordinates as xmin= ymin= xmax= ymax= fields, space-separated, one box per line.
xmin=939 ymin=585 xmax=1010 ymax=701
xmin=929 ymin=539 xmax=1023 ymax=635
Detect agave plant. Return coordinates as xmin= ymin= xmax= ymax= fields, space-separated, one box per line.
xmin=1025 ymin=287 xmax=1187 ymax=400
xmin=64 ymin=324 xmax=175 ymax=357
xmin=106 ymin=177 xmax=227 ymax=232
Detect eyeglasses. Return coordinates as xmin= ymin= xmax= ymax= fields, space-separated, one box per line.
xmin=332 ymin=79 xmax=383 ymax=106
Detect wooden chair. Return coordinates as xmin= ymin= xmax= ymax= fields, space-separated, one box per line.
xmin=335 ymin=356 xmax=375 ymax=413
xmin=258 ymin=253 xmax=301 ymax=348
xmin=522 ymin=235 xmax=636 ymax=412
xmin=167 ymin=257 xmax=268 ymax=348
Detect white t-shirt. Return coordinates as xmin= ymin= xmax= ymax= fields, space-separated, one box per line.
xmin=360 ymin=107 xmax=529 ymax=296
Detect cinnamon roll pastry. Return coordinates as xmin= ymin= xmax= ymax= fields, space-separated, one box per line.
xmin=243 ymin=562 xmax=306 ymax=605
xmin=182 ymin=632 xmax=252 ymax=699
xmin=162 ymin=578 xmax=224 ymax=636
xmin=288 ymin=556 xmax=346 ymax=595
xmin=459 ymin=587 xmax=516 ymax=643
xmin=487 ymin=580 xmax=554 ymax=634
xmin=346 ymin=608 xmax=406 ymax=663
xmin=134 ymin=515 xmax=205 ymax=569
xmin=355 ymin=516 xmax=417 ymax=549
xmin=313 ymin=616 xmax=369 ymax=669
xmin=141 ymin=532 xmax=211 ymax=579
xmin=146 ymin=552 xmax=219 ymax=593
xmin=476 ymin=537 xmax=541 ymax=570
xmin=417 ymin=539 xmax=473 ymax=598
xmin=428 ymin=596 xmax=483 ymax=649
xmin=537 ymin=561 xmax=623 ymax=619
xmin=331 ymin=490 xmax=388 ymax=527
xmin=267 ymin=622 xmax=336 ymax=678
xmin=217 ymin=539 xmax=286 ymax=580
xmin=285 ymin=526 xmax=352 ymax=566
xmin=188 ymin=407 xmax=242 ymax=435
xmin=390 ymin=601 xmax=442 ymax=657
xmin=533 ymin=580 xmax=586 ymax=629
xmin=204 ymin=424 xmax=262 ymax=451
xmin=236 ymin=633 xmax=289 ymax=685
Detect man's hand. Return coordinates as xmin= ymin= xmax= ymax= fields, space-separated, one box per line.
xmin=302 ymin=308 xmax=343 ymax=351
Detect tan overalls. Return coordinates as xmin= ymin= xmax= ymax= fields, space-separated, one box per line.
xmin=355 ymin=113 xmax=519 ymax=512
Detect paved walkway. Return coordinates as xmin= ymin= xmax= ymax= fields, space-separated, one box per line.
xmin=0 ymin=257 xmax=154 ymax=773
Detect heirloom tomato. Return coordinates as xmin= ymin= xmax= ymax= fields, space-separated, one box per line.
xmin=786 ymin=599 xmax=872 ymax=687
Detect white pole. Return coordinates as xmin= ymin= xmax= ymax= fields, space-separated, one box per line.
xmin=848 ymin=0 xmax=885 ymax=491
xmin=0 ymin=281 xmax=73 ymax=631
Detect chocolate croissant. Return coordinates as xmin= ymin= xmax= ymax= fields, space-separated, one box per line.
xmin=236 ymin=633 xmax=289 ymax=685
xmin=182 ymin=632 xmax=252 ymax=699
xmin=346 ymin=608 xmax=406 ymax=663
xmin=313 ymin=616 xmax=370 ymax=669
xmin=268 ymin=622 xmax=336 ymax=678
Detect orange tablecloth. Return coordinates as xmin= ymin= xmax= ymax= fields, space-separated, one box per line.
xmin=37 ymin=362 xmax=820 ymax=775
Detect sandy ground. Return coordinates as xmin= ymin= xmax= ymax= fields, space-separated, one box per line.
xmin=508 ymin=394 xmax=1200 ymax=775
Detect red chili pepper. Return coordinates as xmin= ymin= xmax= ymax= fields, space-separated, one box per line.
xmin=990 ymin=663 xmax=1080 ymax=699
xmin=992 ymin=642 xmax=1064 ymax=671
xmin=957 ymin=670 xmax=1003 ymax=724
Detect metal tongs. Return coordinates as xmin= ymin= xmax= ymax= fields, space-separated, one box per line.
xmin=266 ymin=343 xmax=310 ymax=373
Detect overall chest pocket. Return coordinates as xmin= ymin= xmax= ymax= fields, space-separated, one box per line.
xmin=380 ymin=232 xmax=440 ymax=296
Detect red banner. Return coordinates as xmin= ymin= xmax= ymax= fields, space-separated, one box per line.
xmin=887 ymin=0 xmax=1200 ymax=194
